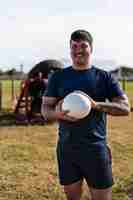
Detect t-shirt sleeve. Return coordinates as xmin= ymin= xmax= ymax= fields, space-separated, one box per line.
xmin=106 ymin=72 xmax=124 ymax=101
xmin=44 ymin=72 xmax=58 ymax=97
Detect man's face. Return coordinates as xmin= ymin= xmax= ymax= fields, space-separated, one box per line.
xmin=70 ymin=40 xmax=92 ymax=68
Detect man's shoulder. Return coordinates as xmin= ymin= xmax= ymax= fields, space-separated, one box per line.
xmin=49 ymin=66 xmax=72 ymax=81
xmin=54 ymin=66 xmax=72 ymax=76
xmin=62 ymin=66 xmax=72 ymax=72
xmin=92 ymin=65 xmax=110 ymax=79
xmin=54 ymin=66 xmax=72 ymax=74
xmin=92 ymin=65 xmax=109 ymax=74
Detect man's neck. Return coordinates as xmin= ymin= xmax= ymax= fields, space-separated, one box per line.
xmin=72 ymin=64 xmax=92 ymax=71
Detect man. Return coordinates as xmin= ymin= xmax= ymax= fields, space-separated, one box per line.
xmin=41 ymin=30 xmax=130 ymax=200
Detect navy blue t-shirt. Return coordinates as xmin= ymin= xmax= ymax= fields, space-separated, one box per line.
xmin=45 ymin=66 xmax=124 ymax=146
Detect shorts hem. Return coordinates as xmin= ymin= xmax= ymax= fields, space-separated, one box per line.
xmin=88 ymin=181 xmax=114 ymax=189
xmin=60 ymin=177 xmax=83 ymax=186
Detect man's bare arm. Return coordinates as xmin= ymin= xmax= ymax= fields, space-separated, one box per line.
xmin=94 ymin=94 xmax=130 ymax=116
xmin=41 ymin=96 xmax=58 ymax=121
xmin=41 ymin=96 xmax=74 ymax=121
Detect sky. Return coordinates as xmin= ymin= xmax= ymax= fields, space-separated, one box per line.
xmin=1 ymin=0 xmax=133 ymax=72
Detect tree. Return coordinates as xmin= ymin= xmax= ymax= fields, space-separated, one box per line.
xmin=5 ymin=68 xmax=16 ymax=76
xmin=0 ymin=69 xmax=3 ymax=76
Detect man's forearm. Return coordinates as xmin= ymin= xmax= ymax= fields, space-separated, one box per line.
xmin=41 ymin=105 xmax=57 ymax=121
xmin=94 ymin=102 xmax=130 ymax=116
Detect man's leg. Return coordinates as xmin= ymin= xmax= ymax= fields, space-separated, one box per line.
xmin=89 ymin=187 xmax=112 ymax=200
xmin=84 ymin=145 xmax=113 ymax=200
xmin=64 ymin=179 xmax=83 ymax=200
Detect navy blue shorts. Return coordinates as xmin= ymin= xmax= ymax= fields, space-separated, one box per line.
xmin=56 ymin=142 xmax=114 ymax=189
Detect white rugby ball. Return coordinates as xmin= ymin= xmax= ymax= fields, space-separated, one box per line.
xmin=62 ymin=91 xmax=91 ymax=119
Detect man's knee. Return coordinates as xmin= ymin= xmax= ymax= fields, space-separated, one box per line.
xmin=90 ymin=187 xmax=112 ymax=200
xmin=64 ymin=180 xmax=83 ymax=200
xmin=65 ymin=192 xmax=81 ymax=200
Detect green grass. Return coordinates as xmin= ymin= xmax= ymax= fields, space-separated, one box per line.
xmin=1 ymin=80 xmax=21 ymax=110
xmin=119 ymin=81 xmax=133 ymax=105
xmin=108 ymin=114 xmax=133 ymax=200
xmin=0 ymin=125 xmax=64 ymax=200
xmin=0 ymin=115 xmax=132 ymax=199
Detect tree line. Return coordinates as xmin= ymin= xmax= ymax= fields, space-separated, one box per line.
xmin=0 ymin=68 xmax=26 ymax=80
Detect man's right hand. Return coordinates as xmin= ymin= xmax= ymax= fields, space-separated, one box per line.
xmin=42 ymin=96 xmax=79 ymax=122
xmin=55 ymin=100 xmax=79 ymax=122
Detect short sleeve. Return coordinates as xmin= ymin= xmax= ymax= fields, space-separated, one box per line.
xmin=44 ymin=72 xmax=59 ymax=97
xmin=106 ymin=72 xmax=124 ymax=101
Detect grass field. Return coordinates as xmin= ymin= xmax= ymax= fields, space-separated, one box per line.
xmin=0 ymin=80 xmax=133 ymax=199
xmin=1 ymin=80 xmax=20 ymax=111
xmin=0 ymin=116 xmax=133 ymax=200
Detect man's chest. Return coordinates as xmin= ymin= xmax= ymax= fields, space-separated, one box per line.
xmin=57 ymin=74 xmax=106 ymax=101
